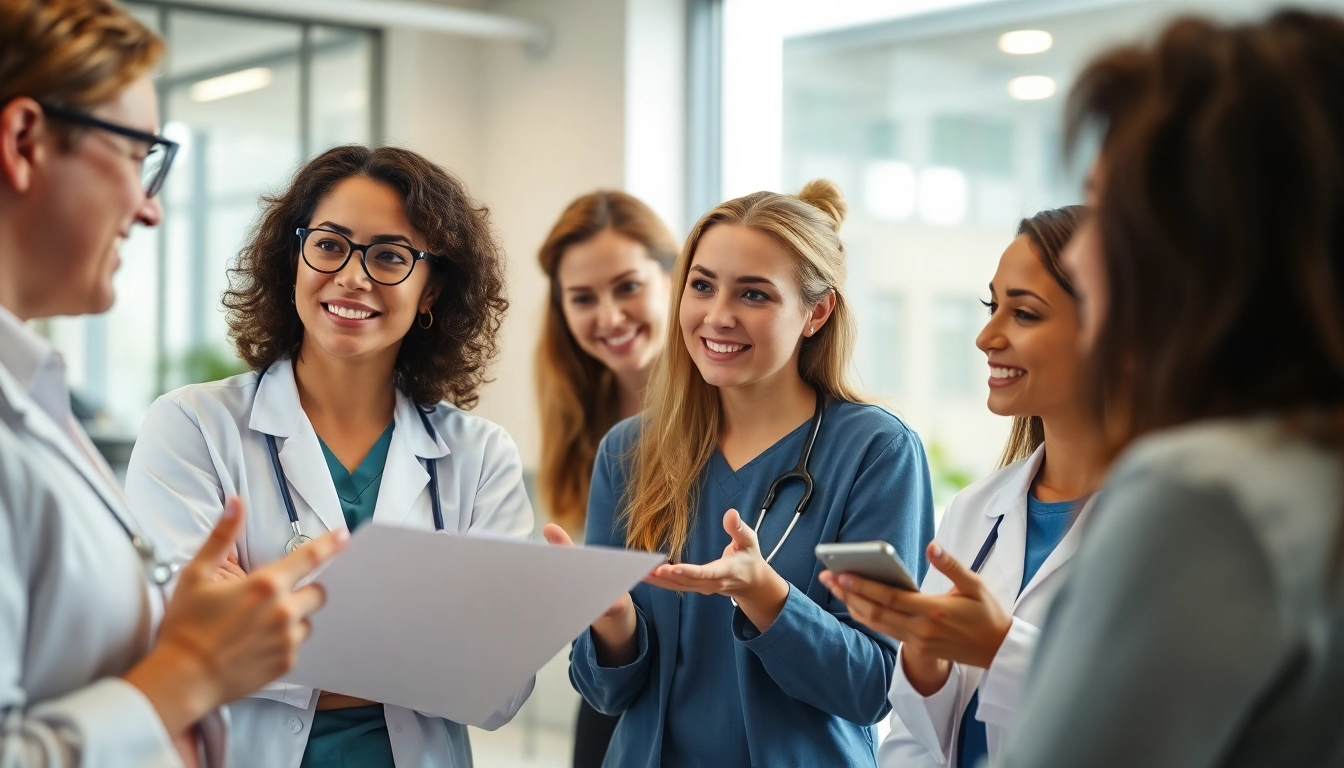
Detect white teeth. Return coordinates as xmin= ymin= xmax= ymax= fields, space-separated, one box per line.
xmin=990 ymin=366 xmax=1025 ymax=379
xmin=326 ymin=304 xmax=374 ymax=320
xmin=603 ymin=328 xmax=639 ymax=346
xmin=706 ymin=339 xmax=746 ymax=354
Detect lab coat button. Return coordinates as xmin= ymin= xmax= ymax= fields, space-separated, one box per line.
xmin=287 ymin=716 xmax=303 ymax=734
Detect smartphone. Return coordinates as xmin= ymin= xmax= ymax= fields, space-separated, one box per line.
xmin=815 ymin=541 xmax=918 ymax=592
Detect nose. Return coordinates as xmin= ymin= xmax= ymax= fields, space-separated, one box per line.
xmin=703 ymin=291 xmax=736 ymax=330
xmin=334 ymin=249 xmax=374 ymax=291
xmin=135 ymin=193 xmax=163 ymax=227
xmin=596 ymin=295 xmax=625 ymax=332
xmin=975 ymin=310 xmax=1005 ymax=354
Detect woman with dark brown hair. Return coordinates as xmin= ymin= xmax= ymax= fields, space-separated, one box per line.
xmin=126 ymin=144 xmax=534 ymax=768
xmin=533 ymin=191 xmax=676 ymax=767
xmin=823 ymin=206 xmax=1106 ymax=768
xmin=1000 ymin=10 xmax=1344 ymax=767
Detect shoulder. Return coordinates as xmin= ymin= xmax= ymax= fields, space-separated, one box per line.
xmin=825 ymin=401 xmax=924 ymax=463
xmin=597 ymin=414 xmax=643 ymax=458
xmin=948 ymin=453 xmax=1034 ymax=509
xmin=1103 ymin=418 xmax=1342 ymax=604
xmin=152 ymin=371 xmax=259 ymax=420
xmin=422 ymin=401 xmax=520 ymax=453
xmin=140 ymin=371 xmax=260 ymax=435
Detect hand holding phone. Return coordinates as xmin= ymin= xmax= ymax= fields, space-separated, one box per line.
xmin=814 ymin=541 xmax=918 ymax=591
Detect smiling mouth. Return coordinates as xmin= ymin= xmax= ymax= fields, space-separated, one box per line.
xmin=600 ymin=327 xmax=641 ymax=348
xmin=990 ymin=366 xmax=1025 ymax=379
xmin=704 ymin=339 xmax=750 ymax=354
xmin=323 ymin=302 xmax=380 ymax=321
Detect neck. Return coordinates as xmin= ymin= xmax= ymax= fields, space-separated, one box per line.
xmin=0 ymin=225 xmax=33 ymax=321
xmin=1034 ymin=407 xmax=1106 ymax=502
xmin=718 ymin=369 xmax=816 ymax=441
xmin=292 ymin=342 xmax=397 ymax=431
xmin=613 ymin=367 xmax=651 ymax=420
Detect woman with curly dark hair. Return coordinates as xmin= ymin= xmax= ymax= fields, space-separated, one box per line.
xmin=126 ymin=144 xmax=534 ymax=768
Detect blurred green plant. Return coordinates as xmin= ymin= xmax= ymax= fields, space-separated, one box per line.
xmin=175 ymin=344 xmax=249 ymax=387
xmin=927 ymin=440 xmax=975 ymax=509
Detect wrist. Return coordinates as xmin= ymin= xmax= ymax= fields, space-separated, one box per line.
xmin=902 ymin=645 xmax=952 ymax=697
xmin=732 ymin=568 xmax=790 ymax=632
xmin=124 ymin=644 xmax=220 ymax=737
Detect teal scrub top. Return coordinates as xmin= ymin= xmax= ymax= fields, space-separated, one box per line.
xmin=300 ymin=423 xmax=396 ymax=768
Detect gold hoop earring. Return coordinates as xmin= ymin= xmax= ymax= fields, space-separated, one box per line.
xmin=418 ymin=310 xmax=434 ymax=330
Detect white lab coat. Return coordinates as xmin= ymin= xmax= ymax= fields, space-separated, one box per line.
xmin=0 ymin=306 xmax=227 ymax=768
xmin=878 ymin=445 xmax=1094 ymax=768
xmin=125 ymin=358 xmax=535 ymax=768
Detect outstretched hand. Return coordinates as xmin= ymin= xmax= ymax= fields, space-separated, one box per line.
xmin=646 ymin=509 xmax=790 ymax=632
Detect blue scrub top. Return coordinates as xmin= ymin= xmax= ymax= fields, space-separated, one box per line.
xmin=571 ymin=400 xmax=935 ymax=768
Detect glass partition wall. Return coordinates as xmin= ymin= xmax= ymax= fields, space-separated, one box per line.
xmin=764 ymin=0 xmax=1344 ymax=508
xmin=41 ymin=3 xmax=379 ymax=458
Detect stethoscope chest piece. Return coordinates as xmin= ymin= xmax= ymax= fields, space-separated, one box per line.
xmin=285 ymin=526 xmax=313 ymax=555
xmin=131 ymin=534 xmax=177 ymax=586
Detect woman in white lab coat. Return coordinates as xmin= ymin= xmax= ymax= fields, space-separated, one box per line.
xmin=127 ymin=145 xmax=534 ymax=768
xmin=0 ymin=2 xmax=346 ymax=766
xmin=823 ymin=206 xmax=1105 ymax=768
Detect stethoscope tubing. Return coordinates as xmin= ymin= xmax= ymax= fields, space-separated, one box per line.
xmin=754 ymin=389 xmax=826 ymax=565
xmin=258 ymin=365 xmax=445 ymax=544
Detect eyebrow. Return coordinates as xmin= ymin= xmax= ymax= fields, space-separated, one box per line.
xmin=690 ymin=264 xmax=777 ymax=288
xmin=315 ymin=221 xmax=413 ymax=246
xmin=564 ymin=269 xmax=641 ymax=292
xmin=1006 ymin=287 xmax=1050 ymax=305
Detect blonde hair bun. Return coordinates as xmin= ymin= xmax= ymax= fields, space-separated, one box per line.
xmin=797 ymin=179 xmax=847 ymax=231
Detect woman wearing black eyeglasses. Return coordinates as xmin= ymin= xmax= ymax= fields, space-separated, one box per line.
xmin=125 ymin=144 xmax=535 ymax=768
xmin=0 ymin=1 xmax=347 ymax=766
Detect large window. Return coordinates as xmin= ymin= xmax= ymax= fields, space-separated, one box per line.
xmin=721 ymin=0 xmax=1344 ymax=505
xmin=43 ymin=3 xmax=380 ymax=450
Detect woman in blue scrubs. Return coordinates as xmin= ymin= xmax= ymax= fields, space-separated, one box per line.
xmin=547 ymin=180 xmax=935 ymax=766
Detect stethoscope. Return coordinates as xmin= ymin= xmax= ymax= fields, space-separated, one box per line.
xmin=752 ymin=389 xmax=826 ymax=565
xmin=257 ymin=365 xmax=446 ymax=554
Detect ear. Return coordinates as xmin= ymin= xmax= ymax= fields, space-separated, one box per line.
xmin=419 ymin=281 xmax=442 ymax=314
xmin=805 ymin=290 xmax=837 ymax=338
xmin=0 ymin=98 xmax=48 ymax=194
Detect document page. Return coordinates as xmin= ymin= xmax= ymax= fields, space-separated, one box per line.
xmin=281 ymin=525 xmax=664 ymax=724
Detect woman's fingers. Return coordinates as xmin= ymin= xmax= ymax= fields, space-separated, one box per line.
xmin=258 ymin=528 xmax=349 ymax=588
xmin=183 ymin=497 xmax=246 ymax=583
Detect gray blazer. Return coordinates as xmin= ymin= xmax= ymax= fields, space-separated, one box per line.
xmin=1001 ymin=418 xmax=1344 ymax=767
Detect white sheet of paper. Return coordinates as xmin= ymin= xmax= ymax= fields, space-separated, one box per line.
xmin=280 ymin=525 xmax=664 ymax=725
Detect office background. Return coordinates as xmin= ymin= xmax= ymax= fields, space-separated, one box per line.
xmin=42 ymin=0 xmax=1338 ymax=763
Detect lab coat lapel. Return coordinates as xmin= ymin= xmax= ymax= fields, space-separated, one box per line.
xmin=0 ymin=363 xmax=133 ymax=523
xmin=1014 ymin=494 xmax=1097 ymax=607
xmin=371 ymin=392 xmax=448 ymax=528
xmin=248 ymin=359 xmax=345 ymax=534
xmin=980 ymin=447 xmax=1042 ymax=611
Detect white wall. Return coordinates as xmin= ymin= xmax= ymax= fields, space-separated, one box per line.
xmin=381 ymin=0 xmax=671 ymax=470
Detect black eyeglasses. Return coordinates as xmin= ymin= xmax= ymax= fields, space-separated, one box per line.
xmin=38 ymin=102 xmax=179 ymax=198
xmin=296 ymin=227 xmax=438 ymax=286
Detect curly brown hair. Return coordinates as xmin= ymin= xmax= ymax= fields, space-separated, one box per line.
xmin=224 ymin=144 xmax=507 ymax=408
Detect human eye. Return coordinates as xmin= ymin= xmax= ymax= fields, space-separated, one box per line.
xmin=981 ymin=298 xmax=997 ymax=315
xmin=1013 ymin=308 xmax=1041 ymax=322
xmin=372 ymin=246 xmax=411 ymax=265
xmin=689 ymin=279 xmax=713 ymax=293
xmin=569 ymin=293 xmax=595 ymax=306
xmin=742 ymin=289 xmax=770 ymax=302
xmin=617 ymin=280 xmax=643 ymax=295
xmin=315 ymin=236 xmax=345 ymax=252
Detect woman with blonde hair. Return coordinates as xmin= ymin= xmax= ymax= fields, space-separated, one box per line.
xmin=0 ymin=1 xmax=343 ymax=765
xmin=546 ymin=181 xmax=934 ymax=766
xmin=534 ymin=191 xmax=676 ymax=767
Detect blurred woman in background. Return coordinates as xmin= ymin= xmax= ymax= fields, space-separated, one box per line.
xmin=1003 ymin=10 xmax=1344 ymax=766
xmin=534 ymin=191 xmax=677 ymax=767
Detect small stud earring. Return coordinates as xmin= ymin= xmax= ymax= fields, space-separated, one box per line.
xmin=809 ymin=325 xmax=815 ymax=336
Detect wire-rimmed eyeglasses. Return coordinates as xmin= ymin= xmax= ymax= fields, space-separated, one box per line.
xmin=296 ymin=227 xmax=439 ymax=286
xmin=37 ymin=102 xmax=179 ymax=198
